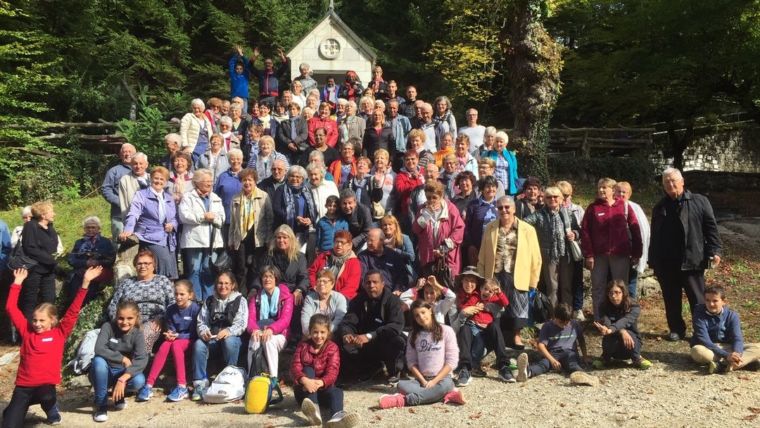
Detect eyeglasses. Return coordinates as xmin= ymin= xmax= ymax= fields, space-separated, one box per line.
xmin=496 ymin=205 xmax=511 ymax=211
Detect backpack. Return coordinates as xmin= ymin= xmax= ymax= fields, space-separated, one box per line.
xmin=202 ymin=365 xmax=246 ymax=404
xmin=244 ymin=345 xmax=283 ymax=413
xmin=67 ymin=328 xmax=100 ymax=375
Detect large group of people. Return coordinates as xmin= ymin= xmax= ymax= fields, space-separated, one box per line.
xmin=0 ymin=49 xmax=754 ymax=427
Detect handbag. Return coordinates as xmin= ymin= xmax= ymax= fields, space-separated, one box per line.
xmin=422 ymin=257 xmax=454 ymax=290
xmin=208 ymin=226 xmax=232 ymax=274
xmin=561 ymin=208 xmax=583 ymax=262
xmin=530 ymin=289 xmax=553 ymax=324
xmin=7 ymin=241 xmax=38 ymax=270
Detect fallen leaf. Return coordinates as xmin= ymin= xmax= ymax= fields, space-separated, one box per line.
xmin=749 ymin=407 xmax=760 ymax=414
xmin=374 ymin=415 xmax=383 ymax=421
xmin=743 ymin=415 xmax=758 ymax=421
xmin=469 ymin=412 xmax=483 ymax=420
xmin=408 ymin=408 xmax=417 ymax=414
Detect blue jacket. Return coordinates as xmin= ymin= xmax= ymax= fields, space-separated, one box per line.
xmin=165 ymin=302 xmax=201 ymax=340
xmin=315 ymin=216 xmax=349 ymax=252
xmin=483 ymin=149 xmax=519 ymax=195
xmin=214 ymin=170 xmax=242 ymax=225
xmin=0 ymin=220 xmax=11 ymax=270
xmin=358 ymin=248 xmax=414 ymax=292
xmin=123 ymin=188 xmax=178 ymax=251
xmin=68 ymin=235 xmax=116 ymax=270
xmin=691 ymin=304 xmax=744 ymax=358
xmin=229 ymin=54 xmax=251 ymax=99
xmin=101 ymin=163 xmax=132 ymax=216
xmin=464 ymin=197 xmax=498 ymax=248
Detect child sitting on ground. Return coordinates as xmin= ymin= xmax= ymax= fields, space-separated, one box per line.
xmin=291 ymin=314 xmax=359 ymax=428
xmin=91 ymin=301 xmax=148 ymax=423
xmin=400 ymin=275 xmax=457 ymax=323
xmin=138 ymin=280 xmax=201 ymax=402
xmin=3 ymin=266 xmax=102 ymax=426
xmin=690 ymin=285 xmax=760 ymax=373
xmin=315 ymin=195 xmax=349 ymax=253
xmin=380 ymin=300 xmax=464 ymax=409
xmin=592 ymin=280 xmax=652 ymax=369
xmin=454 ymin=270 xmax=512 ymax=386
xmin=516 ymin=303 xmax=590 ymax=382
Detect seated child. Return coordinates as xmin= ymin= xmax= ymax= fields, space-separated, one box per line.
xmin=3 ymin=267 xmax=101 ymax=426
xmin=690 ymin=285 xmax=760 ymax=373
xmin=516 ymin=303 xmax=589 ymax=382
xmin=138 ymin=280 xmax=201 ymax=402
xmin=400 ymin=275 xmax=457 ymax=323
xmin=315 ymin=195 xmax=349 ymax=252
xmin=291 ymin=314 xmax=359 ymax=427
xmin=91 ymin=301 xmax=148 ymax=423
xmin=380 ymin=300 xmax=465 ymax=409
xmin=454 ymin=273 xmax=511 ymax=386
xmin=592 ymin=280 xmax=652 ymax=369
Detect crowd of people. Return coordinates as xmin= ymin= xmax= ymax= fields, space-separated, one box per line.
xmin=0 ymin=50 xmax=755 ymax=427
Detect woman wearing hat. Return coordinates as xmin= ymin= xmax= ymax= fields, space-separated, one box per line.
xmin=477 ymin=196 xmax=542 ymax=349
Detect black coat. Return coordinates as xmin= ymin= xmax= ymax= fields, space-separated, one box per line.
xmin=340 ymin=287 xmax=404 ymax=337
xmin=361 ymin=125 xmax=395 ymax=161
xmin=275 ymin=117 xmax=309 ymax=164
xmin=342 ymin=204 xmax=373 ymax=249
xmin=21 ymin=220 xmax=58 ymax=271
xmin=649 ymin=190 xmax=722 ymax=271
xmin=250 ymin=250 xmax=308 ymax=295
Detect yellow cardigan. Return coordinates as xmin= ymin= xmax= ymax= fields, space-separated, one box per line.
xmin=477 ymin=218 xmax=542 ymax=291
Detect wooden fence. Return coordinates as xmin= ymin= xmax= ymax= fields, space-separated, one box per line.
xmin=548 ymin=127 xmax=654 ymax=157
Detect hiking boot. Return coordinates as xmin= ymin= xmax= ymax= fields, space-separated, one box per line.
xmin=379 ymin=393 xmax=405 ymax=409
xmin=92 ymin=406 xmax=108 ymax=423
xmin=191 ymin=380 xmax=207 ymax=401
xmin=301 ymin=398 xmax=322 ymax=426
xmin=516 ymin=353 xmax=529 ymax=382
xmin=498 ymin=366 xmax=516 ymax=383
xmin=443 ymin=388 xmax=466 ymax=405
xmin=634 ymin=358 xmax=652 ymax=370
xmin=326 ymin=411 xmax=359 ymax=428
xmin=592 ymin=359 xmax=607 ymax=370
xmin=455 ymin=368 xmax=471 ymax=387
xmin=46 ymin=403 xmax=62 ymax=425
xmin=167 ymin=386 xmax=189 ymax=402
xmin=666 ymin=332 xmax=683 ymax=342
xmin=471 ymin=366 xmax=487 ymax=378
xmin=136 ymin=385 xmax=153 ymax=402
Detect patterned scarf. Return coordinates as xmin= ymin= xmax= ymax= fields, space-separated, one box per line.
xmin=547 ymin=209 xmax=567 ymax=264
xmin=240 ymin=193 xmax=256 ymax=238
xmin=283 ymin=183 xmax=313 ymax=228
xmin=327 ymin=251 xmax=354 ymax=278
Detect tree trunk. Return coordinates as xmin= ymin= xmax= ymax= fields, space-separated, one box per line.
xmin=501 ymin=0 xmax=563 ymax=184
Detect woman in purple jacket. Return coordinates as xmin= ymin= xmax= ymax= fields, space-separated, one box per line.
xmin=247 ymin=265 xmax=294 ymax=384
xmin=120 ymin=166 xmax=179 ymax=279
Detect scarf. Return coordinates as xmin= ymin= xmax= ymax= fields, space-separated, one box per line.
xmin=327 ymin=251 xmax=353 ymax=278
xmin=546 ymin=208 xmax=567 ymax=264
xmin=283 ymin=183 xmax=313 ymax=228
xmin=259 ymin=287 xmax=280 ymax=321
xmin=240 ymin=192 xmax=257 ymax=238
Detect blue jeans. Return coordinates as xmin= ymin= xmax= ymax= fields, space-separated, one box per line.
xmin=398 ymin=376 xmax=454 ymax=406
xmin=89 ymin=356 xmax=145 ymax=407
xmin=293 ymin=367 xmax=344 ymax=417
xmin=184 ymin=248 xmax=214 ymax=301
xmin=628 ymin=267 xmax=639 ymax=298
xmin=193 ymin=337 xmax=242 ymax=381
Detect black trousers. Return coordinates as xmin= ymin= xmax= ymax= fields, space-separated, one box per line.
xmin=655 ymin=266 xmax=705 ymax=336
xmin=337 ymin=325 xmax=406 ymax=377
xmin=2 ymin=384 xmax=56 ymax=428
xmin=19 ymin=266 xmax=56 ymax=321
xmin=457 ymin=321 xmax=508 ymax=370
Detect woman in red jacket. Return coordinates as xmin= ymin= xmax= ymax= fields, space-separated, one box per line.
xmin=308 ymin=230 xmax=361 ymax=300
xmin=412 ymin=180 xmax=465 ymax=278
xmin=308 ymin=103 xmax=339 ymax=148
xmin=580 ymin=177 xmax=642 ymax=320
xmin=291 ymin=314 xmax=358 ymax=427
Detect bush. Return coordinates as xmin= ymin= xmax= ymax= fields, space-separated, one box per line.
xmin=63 ymin=285 xmax=113 ymax=382
xmin=547 ymin=155 xmax=657 ymax=189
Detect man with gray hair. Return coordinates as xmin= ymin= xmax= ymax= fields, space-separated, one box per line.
xmin=160 ymin=133 xmax=181 ymax=169
xmin=649 ymin=167 xmax=722 ymax=342
xmin=294 ymin=62 xmax=318 ymax=95
xmin=459 ymin=108 xmax=486 ymax=154
xmin=102 ymin=143 xmax=137 ymax=243
xmin=417 ymin=103 xmax=437 ymax=152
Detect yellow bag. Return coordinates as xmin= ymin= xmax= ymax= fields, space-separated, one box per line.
xmin=245 ymin=373 xmax=283 ymax=414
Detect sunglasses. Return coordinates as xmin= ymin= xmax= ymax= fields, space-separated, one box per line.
xmin=497 ymin=205 xmax=511 ymax=211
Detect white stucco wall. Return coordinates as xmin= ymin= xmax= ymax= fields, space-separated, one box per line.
xmin=288 ymin=16 xmax=375 ymax=86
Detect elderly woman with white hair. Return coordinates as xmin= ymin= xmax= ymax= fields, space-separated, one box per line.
xmin=307 ymin=163 xmax=340 ymax=220
xmin=433 ymin=95 xmax=457 ymax=142
xmin=478 ymin=126 xmax=498 ymax=157
xmin=214 ymin=148 xmax=245 ymax=245
xmin=229 ymin=103 xmax=249 ymax=140
xmin=249 ymin=135 xmax=289 ymax=182
xmin=218 ymin=115 xmax=241 ymax=153
xmin=178 ymin=168 xmax=226 ymax=301
xmin=180 ymin=98 xmax=213 ymax=160
xmin=339 ymin=100 xmax=366 ymax=146
xmin=66 ymin=216 xmax=115 ymax=305
xmin=271 ymin=165 xmax=318 ymax=253
xmin=482 ymin=130 xmax=519 ymax=195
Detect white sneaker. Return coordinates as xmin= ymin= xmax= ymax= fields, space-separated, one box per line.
xmin=573 ymin=310 xmax=586 ymax=321
xmin=301 ymin=398 xmax=322 ymax=426
xmin=327 ymin=410 xmax=359 ymax=428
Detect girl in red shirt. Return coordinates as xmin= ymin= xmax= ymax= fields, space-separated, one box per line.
xmin=3 ymin=266 xmax=101 ymax=427
xmin=291 ymin=314 xmax=358 ymax=428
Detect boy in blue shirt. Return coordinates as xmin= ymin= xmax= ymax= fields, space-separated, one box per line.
xmin=516 ymin=303 xmax=590 ymax=381
xmin=690 ymin=285 xmax=760 ymax=373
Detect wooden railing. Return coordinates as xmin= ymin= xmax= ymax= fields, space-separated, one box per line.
xmin=548 ymin=127 xmax=654 ymax=157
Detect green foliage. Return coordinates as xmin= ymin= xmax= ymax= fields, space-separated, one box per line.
xmin=63 ymin=286 xmax=113 ymax=382
xmin=116 ymin=91 xmax=170 ymax=161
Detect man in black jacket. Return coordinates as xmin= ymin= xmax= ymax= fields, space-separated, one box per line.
xmin=339 ymin=189 xmax=372 ymax=250
xmin=275 ymin=103 xmax=309 ymax=165
xmin=257 ymin=159 xmax=288 ymax=200
xmin=337 ymin=270 xmax=405 ymax=384
xmin=649 ymin=167 xmax=722 ymax=342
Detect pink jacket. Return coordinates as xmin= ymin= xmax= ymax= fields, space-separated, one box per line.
xmin=247 ymin=284 xmax=294 ymax=339
xmin=412 ymin=200 xmax=465 ymax=274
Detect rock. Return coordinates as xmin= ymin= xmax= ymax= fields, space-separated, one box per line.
xmin=0 ymin=351 xmax=18 ymax=366
xmin=570 ymin=371 xmax=600 ymax=387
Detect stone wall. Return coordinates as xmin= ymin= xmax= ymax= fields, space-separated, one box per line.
xmin=650 ymin=123 xmax=760 ymax=173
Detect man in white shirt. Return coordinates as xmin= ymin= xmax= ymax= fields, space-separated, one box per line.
xmin=459 ymin=108 xmax=486 ymax=154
